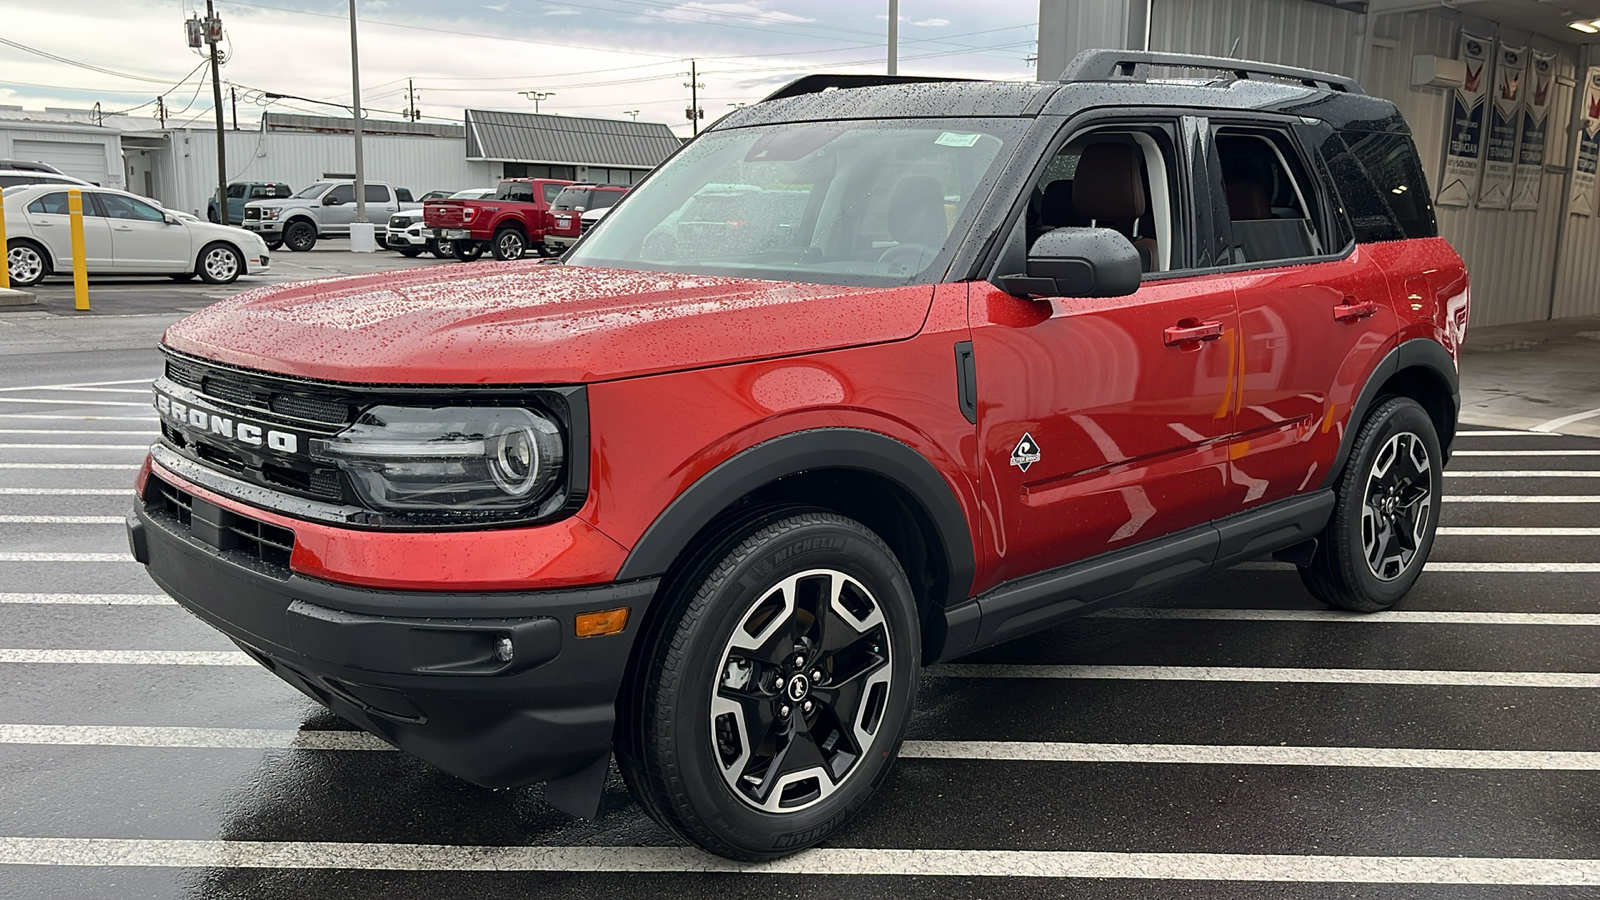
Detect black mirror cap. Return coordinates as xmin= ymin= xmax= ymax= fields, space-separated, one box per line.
xmin=1000 ymin=227 xmax=1141 ymax=299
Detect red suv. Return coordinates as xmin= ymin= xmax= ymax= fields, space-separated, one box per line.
xmin=422 ymin=177 xmax=572 ymax=261
xmin=129 ymin=53 xmax=1468 ymax=861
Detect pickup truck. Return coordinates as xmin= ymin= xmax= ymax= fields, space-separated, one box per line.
xmin=243 ymin=181 xmax=418 ymax=252
xmin=423 ymin=177 xmax=572 ymax=261
xmin=209 ymin=182 xmax=293 ymax=226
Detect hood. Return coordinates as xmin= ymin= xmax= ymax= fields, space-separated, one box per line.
xmin=163 ymin=263 xmax=934 ymax=384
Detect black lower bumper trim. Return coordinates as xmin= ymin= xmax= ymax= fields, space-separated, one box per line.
xmin=130 ymin=502 xmax=656 ymax=789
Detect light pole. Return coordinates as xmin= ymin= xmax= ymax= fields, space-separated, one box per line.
xmin=520 ymin=91 xmax=554 ymax=113
xmin=622 ymin=109 xmax=640 ymax=121
xmin=349 ymin=0 xmax=368 ymax=232
xmin=888 ymin=0 xmax=899 ymax=75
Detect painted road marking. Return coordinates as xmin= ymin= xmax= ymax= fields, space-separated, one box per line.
xmin=1455 ymin=430 xmax=1547 ymax=436
xmin=0 ymin=463 xmax=139 ymax=470
xmin=1446 ymin=471 xmax=1600 ymax=478
xmin=0 ymin=838 xmax=1594 ymax=884
xmin=933 ymin=664 xmax=1600 ymax=688
xmin=0 ymin=489 xmax=132 ymax=496
xmin=0 ymin=593 xmax=171 ymax=605
xmin=1533 ymin=406 xmax=1600 ymax=432
xmin=0 ymin=399 xmax=151 ymax=407
xmin=0 ymin=414 xmax=155 ymax=421
xmin=0 ymin=516 xmax=126 ymax=524
xmin=1445 ymin=495 xmax=1600 ymax=503
xmin=1436 ymin=527 xmax=1600 ymax=535
xmin=0 ymin=724 xmax=385 ymax=751
xmin=0 ymin=650 xmax=250 ymax=665
xmin=0 ymin=430 xmax=153 ymax=436
xmin=0 ymin=380 xmax=151 ymax=393
xmin=1233 ymin=561 xmax=1600 ymax=573
xmin=1091 ymin=609 xmax=1600 ymax=626
xmin=0 ymin=443 xmax=150 ymax=450
xmin=1452 ymin=450 xmax=1600 ymax=456
xmin=0 ymin=553 xmax=130 ymax=562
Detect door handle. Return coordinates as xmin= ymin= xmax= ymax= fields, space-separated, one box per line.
xmin=1163 ymin=320 xmax=1225 ymax=346
xmin=114 ymin=225 xmax=133 ymax=232
xmin=1333 ymin=298 xmax=1379 ymax=322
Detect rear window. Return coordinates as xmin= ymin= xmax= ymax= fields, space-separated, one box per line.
xmin=1327 ymin=131 xmax=1437 ymax=242
xmin=543 ymin=183 xmax=564 ymax=204
xmin=26 ymin=192 xmax=69 ymax=214
xmin=590 ymin=190 xmax=626 ymax=211
xmin=552 ymin=188 xmax=591 ymax=211
xmin=496 ymin=182 xmax=534 ymax=202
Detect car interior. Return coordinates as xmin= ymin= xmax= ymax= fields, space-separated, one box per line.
xmin=1214 ymin=130 xmax=1322 ymax=263
xmin=1026 ymin=130 xmax=1175 ymax=274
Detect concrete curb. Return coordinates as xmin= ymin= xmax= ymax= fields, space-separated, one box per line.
xmin=0 ymin=288 xmax=37 ymax=307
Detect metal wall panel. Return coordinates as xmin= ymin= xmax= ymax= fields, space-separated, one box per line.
xmin=1147 ymin=0 xmax=1360 ymax=76
xmin=1364 ymin=13 xmax=1576 ymax=326
xmin=1036 ymin=0 xmax=1140 ymax=81
xmin=1552 ymin=48 xmax=1600 ymax=319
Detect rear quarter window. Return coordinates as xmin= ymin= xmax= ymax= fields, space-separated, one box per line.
xmin=1326 ymin=131 xmax=1437 ymax=242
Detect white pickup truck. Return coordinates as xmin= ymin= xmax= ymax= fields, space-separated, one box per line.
xmin=242 ymin=181 xmax=418 ymax=252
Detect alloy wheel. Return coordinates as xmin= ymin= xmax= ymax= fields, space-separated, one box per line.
xmin=8 ymin=245 xmax=44 ymax=286
xmin=203 ymin=246 xmax=239 ymax=282
xmin=1360 ymin=430 xmax=1432 ymax=581
xmin=497 ymin=230 xmax=525 ymax=260
xmin=710 ymin=568 xmax=894 ymax=814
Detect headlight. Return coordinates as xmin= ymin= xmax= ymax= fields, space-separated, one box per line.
xmin=261 ymin=208 xmax=281 ymax=220
xmin=310 ymin=406 xmax=565 ymax=516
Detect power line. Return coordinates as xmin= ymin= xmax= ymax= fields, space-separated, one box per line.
xmin=0 ymin=36 xmax=197 ymax=85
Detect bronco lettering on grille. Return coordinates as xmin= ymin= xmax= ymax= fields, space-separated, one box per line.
xmin=157 ymin=394 xmax=299 ymax=454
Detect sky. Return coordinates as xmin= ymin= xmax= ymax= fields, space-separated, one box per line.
xmin=0 ymin=0 xmax=1041 ymax=134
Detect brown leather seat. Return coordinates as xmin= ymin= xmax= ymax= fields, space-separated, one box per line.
xmin=1072 ymin=143 xmax=1157 ymax=272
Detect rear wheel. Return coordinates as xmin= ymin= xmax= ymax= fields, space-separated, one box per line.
xmin=283 ymin=221 xmax=317 ymax=252
xmin=617 ymin=511 xmax=919 ymax=860
xmin=7 ymin=240 xmax=49 ymax=287
xmin=264 ymin=239 xmax=283 ymax=252
xmin=452 ymin=240 xmax=484 ymax=262
xmin=492 ymin=228 xmax=527 ymax=261
xmin=1300 ymin=396 xmax=1442 ymax=611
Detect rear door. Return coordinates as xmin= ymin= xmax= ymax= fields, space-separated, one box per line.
xmin=970 ymin=116 xmax=1239 ymax=588
xmin=1203 ymin=119 xmax=1398 ymax=508
xmin=97 ymin=192 xmax=190 ymax=272
xmin=22 ymin=189 xmax=113 ymax=272
xmin=366 ymin=183 xmax=397 ymax=218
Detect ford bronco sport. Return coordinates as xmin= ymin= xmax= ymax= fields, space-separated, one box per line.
xmin=129 ymin=51 xmax=1468 ymax=861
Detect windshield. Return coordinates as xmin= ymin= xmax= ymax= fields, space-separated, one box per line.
xmin=292 ymin=182 xmax=331 ymax=199
xmin=567 ymin=119 xmax=1021 ymax=285
xmin=552 ymin=188 xmax=589 ymax=211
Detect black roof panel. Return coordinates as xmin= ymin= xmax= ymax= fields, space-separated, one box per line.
xmin=714 ymin=81 xmax=1058 ymax=130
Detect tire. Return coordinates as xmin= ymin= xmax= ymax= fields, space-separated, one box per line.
xmin=397 ymin=247 xmax=423 ymax=258
xmin=207 ymin=208 xmax=220 ymax=224
xmin=197 ymin=242 xmax=245 ymax=285
xmin=616 ymin=510 xmax=920 ymax=860
xmin=1300 ymin=396 xmax=1443 ymax=612
xmin=264 ymin=239 xmax=283 ymax=252
xmin=283 ymin=220 xmax=317 ymax=253
xmin=431 ymin=239 xmax=454 ymax=259
xmin=7 ymin=240 xmax=50 ymax=287
xmin=452 ymin=240 xmax=484 ymax=262
xmin=491 ymin=227 xmax=527 ymax=261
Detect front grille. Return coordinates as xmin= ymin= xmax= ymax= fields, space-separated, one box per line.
xmin=150 ymin=476 xmax=295 ymax=571
xmin=580 ymin=219 xmax=597 ymax=233
xmin=165 ymin=358 xmax=351 ymax=426
xmin=390 ymin=215 xmax=415 ymax=228
xmin=244 ymin=207 xmax=261 ymax=221
xmin=269 ymin=393 xmax=349 ymax=425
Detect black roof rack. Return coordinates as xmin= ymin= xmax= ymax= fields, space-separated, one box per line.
xmin=762 ymin=74 xmax=976 ymax=103
xmin=1059 ymin=49 xmax=1364 ymax=95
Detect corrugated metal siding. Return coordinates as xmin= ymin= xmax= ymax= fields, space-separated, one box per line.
xmin=1364 ymin=12 xmax=1576 ymax=326
xmin=1036 ymin=0 xmax=1137 ymax=81
xmin=162 ymin=128 xmax=494 ymax=217
xmin=466 ymin=111 xmax=681 ymax=169
xmin=1147 ymin=0 xmax=1360 ymax=76
xmin=1552 ymin=50 xmax=1600 ymax=318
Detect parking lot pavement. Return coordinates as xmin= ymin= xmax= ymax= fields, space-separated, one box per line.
xmin=2 ymin=371 xmax=1599 ymax=898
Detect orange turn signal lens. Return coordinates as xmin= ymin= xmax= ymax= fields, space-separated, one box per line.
xmin=575 ymin=607 xmax=630 ymax=638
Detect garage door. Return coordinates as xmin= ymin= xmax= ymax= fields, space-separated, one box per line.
xmin=12 ymin=139 xmax=112 ymax=187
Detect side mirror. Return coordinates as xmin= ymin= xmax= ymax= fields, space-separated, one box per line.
xmin=323 ymin=195 xmax=343 ymax=206
xmin=163 ymin=213 xmax=180 ymax=226
xmin=998 ymin=227 xmax=1142 ymax=299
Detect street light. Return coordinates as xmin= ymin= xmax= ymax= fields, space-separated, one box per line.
xmin=519 ymin=90 xmax=554 ymax=113
xmin=622 ymin=109 xmax=640 ymax=121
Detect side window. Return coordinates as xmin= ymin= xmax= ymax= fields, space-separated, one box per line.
xmin=1213 ymin=128 xmax=1324 ymax=264
xmin=395 ymin=188 xmax=414 ymax=203
xmin=1026 ymin=126 xmax=1183 ymax=274
xmin=1333 ymin=131 xmax=1437 ymax=242
xmin=227 ymin=184 xmax=247 ymax=199
xmin=99 ymin=194 xmax=165 ymax=222
xmin=542 ymin=183 xmax=564 ymax=204
xmin=27 ymin=192 xmax=69 ymax=215
xmin=499 ymin=183 xmax=534 ymax=202
xmin=364 ymin=184 xmax=390 ymax=203
xmin=326 ymin=184 xmax=355 ymax=204
xmin=0 ymin=175 xmax=31 ymax=188
xmin=591 ymin=190 xmax=625 ymax=210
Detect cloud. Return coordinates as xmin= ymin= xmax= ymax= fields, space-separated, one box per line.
xmin=913 ymin=18 xmax=950 ymax=27
xmin=483 ymin=2 xmax=511 ymax=10
xmin=543 ymin=7 xmax=581 ymax=14
xmin=656 ymin=2 xmax=815 ymax=26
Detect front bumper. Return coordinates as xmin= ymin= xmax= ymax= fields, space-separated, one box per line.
xmin=244 ymin=220 xmax=283 ymax=236
xmin=385 ymin=228 xmax=428 ymax=249
xmin=127 ymin=492 xmax=655 ymax=790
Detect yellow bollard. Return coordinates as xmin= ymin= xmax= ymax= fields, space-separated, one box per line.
xmin=0 ymin=184 xmax=9 ymax=290
xmin=67 ymin=188 xmax=89 ymax=311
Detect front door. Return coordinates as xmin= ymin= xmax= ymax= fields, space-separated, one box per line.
xmin=96 ymin=192 xmax=190 ymax=272
xmin=971 ymin=121 xmax=1239 ymax=589
xmin=321 ymin=183 xmax=357 ymax=234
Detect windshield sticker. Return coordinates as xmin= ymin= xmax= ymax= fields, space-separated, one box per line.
xmin=935 ymin=132 xmax=982 ymax=148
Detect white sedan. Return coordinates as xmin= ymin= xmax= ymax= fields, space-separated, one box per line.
xmin=3 ymin=185 xmax=271 ymax=287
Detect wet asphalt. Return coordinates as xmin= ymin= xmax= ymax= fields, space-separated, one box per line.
xmin=0 ymin=347 xmax=1597 ymax=898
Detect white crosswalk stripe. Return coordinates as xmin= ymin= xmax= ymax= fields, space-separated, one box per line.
xmin=0 ymin=488 xmax=131 ymax=496
xmin=0 ymin=553 xmax=130 ymax=562
xmin=934 ymin=664 xmax=1600 ymax=688
xmin=0 ymin=516 xmax=126 ymax=524
xmin=1445 ymin=495 xmax=1600 ymax=502
xmin=0 ymin=593 xmax=171 ymax=605
xmin=0 ymin=649 xmax=250 ymax=665
xmin=1233 ymin=561 xmax=1600 ymax=572
xmin=1091 ymin=608 xmax=1600 ymax=626
xmin=0 ymin=443 xmax=150 ymax=450
xmin=1447 ymin=470 xmax=1600 ymax=478
xmin=1452 ymin=449 xmax=1600 ymax=456
xmin=0 ymin=380 xmax=151 ymax=393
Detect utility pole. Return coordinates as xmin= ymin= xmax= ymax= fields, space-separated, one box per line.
xmin=887 ymin=0 xmax=898 ymax=75
xmin=349 ymin=0 xmax=367 ymax=226
xmin=156 ymin=96 xmax=166 ymax=128
xmin=405 ymin=79 xmax=420 ymax=121
xmin=230 ymin=85 xmax=238 ymax=130
xmin=684 ymin=59 xmax=705 ymax=137
xmin=204 ymin=1 xmax=228 ymax=225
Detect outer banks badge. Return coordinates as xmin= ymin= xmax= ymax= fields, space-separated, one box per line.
xmin=1010 ymin=433 xmax=1041 ymax=472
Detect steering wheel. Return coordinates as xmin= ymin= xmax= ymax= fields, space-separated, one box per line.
xmin=877 ymin=243 xmax=937 ymax=273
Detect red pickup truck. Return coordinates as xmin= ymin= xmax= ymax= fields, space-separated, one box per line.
xmin=423 ymin=177 xmax=573 ymax=261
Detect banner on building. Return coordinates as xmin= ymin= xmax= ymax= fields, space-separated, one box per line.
xmin=1570 ymin=66 xmax=1600 ymax=217
xmin=1511 ymin=50 xmax=1556 ymax=211
xmin=1437 ymin=31 xmax=1492 ymax=207
xmin=1477 ymin=43 xmax=1525 ymax=209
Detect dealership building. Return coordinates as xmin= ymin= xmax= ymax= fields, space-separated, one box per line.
xmin=0 ymin=107 xmax=679 ymax=223
xmin=1040 ymin=0 xmax=1600 ymax=326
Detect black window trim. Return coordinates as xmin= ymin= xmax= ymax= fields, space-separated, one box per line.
xmin=1192 ymin=114 xmax=1358 ymax=277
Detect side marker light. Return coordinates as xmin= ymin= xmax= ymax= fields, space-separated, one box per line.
xmin=575 ymin=608 xmax=630 ymax=638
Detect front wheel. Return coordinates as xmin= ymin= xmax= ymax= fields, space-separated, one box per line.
xmin=1300 ymin=396 xmax=1443 ymax=611
xmin=197 ymin=243 xmax=244 ymax=284
xmin=617 ymin=511 xmax=919 ymax=860
xmin=397 ymin=247 xmax=423 ymax=258
xmin=283 ymin=221 xmax=317 ymax=253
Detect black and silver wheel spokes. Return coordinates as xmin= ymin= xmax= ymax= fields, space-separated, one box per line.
xmin=1361 ymin=431 xmax=1432 ymax=582
xmin=710 ymin=569 xmax=893 ymax=813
